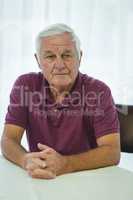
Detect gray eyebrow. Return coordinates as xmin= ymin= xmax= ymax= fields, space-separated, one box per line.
xmin=63 ymin=50 xmax=73 ymax=53
xmin=43 ymin=51 xmax=53 ymax=54
xmin=43 ymin=50 xmax=73 ymax=55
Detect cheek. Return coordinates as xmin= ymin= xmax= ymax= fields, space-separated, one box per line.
xmin=40 ymin=62 xmax=51 ymax=78
xmin=71 ymin=61 xmax=80 ymax=79
xmin=40 ymin=60 xmax=50 ymax=68
xmin=69 ymin=60 xmax=79 ymax=72
xmin=40 ymin=61 xmax=53 ymax=73
xmin=67 ymin=59 xmax=78 ymax=67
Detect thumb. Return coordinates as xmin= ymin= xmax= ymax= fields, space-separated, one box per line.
xmin=37 ymin=143 xmax=49 ymax=150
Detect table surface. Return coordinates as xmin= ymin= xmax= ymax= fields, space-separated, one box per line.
xmin=0 ymin=155 xmax=133 ymax=200
xmin=119 ymin=152 xmax=133 ymax=171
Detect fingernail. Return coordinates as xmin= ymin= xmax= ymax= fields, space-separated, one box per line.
xmin=42 ymin=162 xmax=46 ymax=168
xmin=52 ymin=174 xmax=56 ymax=178
xmin=49 ymin=172 xmax=56 ymax=178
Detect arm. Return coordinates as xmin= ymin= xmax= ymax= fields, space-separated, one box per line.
xmin=1 ymin=124 xmax=55 ymax=179
xmin=1 ymin=124 xmax=28 ymax=168
xmin=60 ymin=87 xmax=121 ymax=174
xmin=30 ymin=132 xmax=120 ymax=178
xmin=63 ymin=133 xmax=120 ymax=174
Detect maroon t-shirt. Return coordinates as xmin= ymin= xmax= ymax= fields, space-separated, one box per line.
xmin=5 ymin=72 xmax=120 ymax=155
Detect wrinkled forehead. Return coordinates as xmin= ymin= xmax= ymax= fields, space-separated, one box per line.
xmin=40 ymin=32 xmax=76 ymax=51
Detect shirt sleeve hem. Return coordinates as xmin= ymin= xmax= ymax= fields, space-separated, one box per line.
xmin=95 ymin=129 xmax=120 ymax=138
xmin=5 ymin=120 xmax=27 ymax=129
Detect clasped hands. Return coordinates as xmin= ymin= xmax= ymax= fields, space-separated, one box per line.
xmin=23 ymin=143 xmax=68 ymax=179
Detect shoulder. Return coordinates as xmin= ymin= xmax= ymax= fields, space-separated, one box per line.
xmin=13 ymin=72 xmax=43 ymax=91
xmin=81 ymin=73 xmax=111 ymax=93
xmin=80 ymin=73 xmax=115 ymax=109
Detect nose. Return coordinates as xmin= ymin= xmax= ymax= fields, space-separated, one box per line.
xmin=54 ymin=56 xmax=66 ymax=70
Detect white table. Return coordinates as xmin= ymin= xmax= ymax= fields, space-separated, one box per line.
xmin=0 ymin=156 xmax=133 ymax=200
xmin=119 ymin=152 xmax=133 ymax=172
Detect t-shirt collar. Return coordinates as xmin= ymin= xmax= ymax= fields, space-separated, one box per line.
xmin=42 ymin=72 xmax=82 ymax=108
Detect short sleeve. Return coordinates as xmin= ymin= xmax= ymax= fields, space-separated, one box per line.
xmin=93 ymin=86 xmax=120 ymax=138
xmin=5 ymin=76 xmax=28 ymax=129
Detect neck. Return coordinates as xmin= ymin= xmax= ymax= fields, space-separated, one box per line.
xmin=50 ymin=84 xmax=73 ymax=103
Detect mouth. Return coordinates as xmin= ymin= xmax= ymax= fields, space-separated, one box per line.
xmin=53 ymin=73 xmax=69 ymax=75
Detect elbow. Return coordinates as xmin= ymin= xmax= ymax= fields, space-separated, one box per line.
xmin=0 ymin=137 xmax=6 ymax=157
xmin=0 ymin=136 xmax=4 ymax=152
xmin=110 ymin=147 xmax=121 ymax=166
xmin=0 ymin=135 xmax=11 ymax=158
xmin=113 ymin=157 xmax=120 ymax=166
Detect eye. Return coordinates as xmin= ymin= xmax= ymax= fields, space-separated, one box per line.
xmin=62 ymin=54 xmax=72 ymax=59
xmin=46 ymin=55 xmax=56 ymax=59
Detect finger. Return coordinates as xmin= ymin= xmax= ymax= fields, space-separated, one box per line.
xmin=30 ymin=152 xmax=49 ymax=160
xmin=26 ymin=162 xmax=38 ymax=171
xmin=33 ymin=158 xmax=47 ymax=168
xmin=42 ymin=148 xmax=53 ymax=154
xmin=30 ymin=168 xmax=56 ymax=179
xmin=31 ymin=158 xmax=47 ymax=168
xmin=37 ymin=143 xmax=50 ymax=150
xmin=27 ymin=152 xmax=45 ymax=159
xmin=27 ymin=151 xmax=50 ymax=159
xmin=26 ymin=158 xmax=46 ymax=171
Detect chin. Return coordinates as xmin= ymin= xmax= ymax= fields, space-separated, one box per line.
xmin=51 ymin=77 xmax=72 ymax=89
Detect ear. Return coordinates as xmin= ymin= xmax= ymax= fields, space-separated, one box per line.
xmin=34 ymin=53 xmax=41 ymax=69
xmin=79 ymin=50 xmax=82 ymax=66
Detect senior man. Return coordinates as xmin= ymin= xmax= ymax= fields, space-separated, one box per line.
xmin=1 ymin=23 xmax=120 ymax=179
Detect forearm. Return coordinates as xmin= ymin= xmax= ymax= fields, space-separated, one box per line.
xmin=63 ymin=145 xmax=120 ymax=174
xmin=1 ymin=137 xmax=28 ymax=169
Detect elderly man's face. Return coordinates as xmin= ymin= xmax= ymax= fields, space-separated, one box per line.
xmin=37 ymin=32 xmax=81 ymax=91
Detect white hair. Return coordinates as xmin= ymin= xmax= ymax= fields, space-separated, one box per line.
xmin=35 ymin=23 xmax=81 ymax=58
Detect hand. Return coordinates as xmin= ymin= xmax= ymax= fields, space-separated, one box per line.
xmin=37 ymin=143 xmax=68 ymax=176
xmin=28 ymin=143 xmax=68 ymax=178
xmin=23 ymin=151 xmax=56 ymax=179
